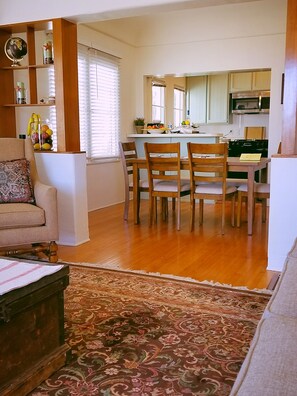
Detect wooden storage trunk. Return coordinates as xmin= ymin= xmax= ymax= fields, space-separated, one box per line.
xmin=0 ymin=261 xmax=70 ymax=396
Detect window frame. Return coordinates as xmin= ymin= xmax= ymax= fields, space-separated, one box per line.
xmin=77 ymin=44 xmax=121 ymax=162
xmin=173 ymin=86 xmax=185 ymax=127
xmin=151 ymin=79 xmax=166 ymax=124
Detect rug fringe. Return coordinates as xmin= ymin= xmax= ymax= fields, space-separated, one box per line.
xmin=59 ymin=260 xmax=272 ymax=295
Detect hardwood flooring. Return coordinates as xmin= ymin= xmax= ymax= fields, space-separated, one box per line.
xmin=58 ymin=200 xmax=278 ymax=290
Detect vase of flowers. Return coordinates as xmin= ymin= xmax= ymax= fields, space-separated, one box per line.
xmin=134 ymin=117 xmax=145 ymax=134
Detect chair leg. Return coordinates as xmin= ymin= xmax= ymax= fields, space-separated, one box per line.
xmin=231 ymin=195 xmax=235 ymax=227
xmin=172 ymin=198 xmax=176 ymax=211
xmin=199 ymin=199 xmax=204 ymax=225
xmin=154 ymin=197 xmax=158 ymax=224
xmin=123 ymin=187 xmax=130 ymax=221
xmin=190 ymin=196 xmax=195 ymax=232
xmin=221 ymin=198 xmax=225 ymax=235
xmin=137 ymin=190 xmax=141 ymax=221
xmin=262 ymin=199 xmax=267 ymax=222
xmin=237 ymin=191 xmax=242 ymax=227
xmin=162 ymin=198 xmax=168 ymax=221
xmin=176 ymin=198 xmax=181 ymax=231
xmin=48 ymin=241 xmax=58 ymax=263
xmin=149 ymin=196 xmax=154 ymax=227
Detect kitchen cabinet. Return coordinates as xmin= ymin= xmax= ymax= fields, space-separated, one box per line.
xmin=230 ymin=70 xmax=271 ymax=92
xmin=207 ymin=73 xmax=229 ymax=124
xmin=0 ymin=18 xmax=80 ymax=151
xmin=186 ymin=73 xmax=229 ymax=125
xmin=186 ymin=76 xmax=207 ymax=124
xmin=252 ymin=71 xmax=271 ymax=91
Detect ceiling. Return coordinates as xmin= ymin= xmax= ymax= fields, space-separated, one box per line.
xmin=74 ymin=0 xmax=261 ymax=23
xmin=77 ymin=0 xmax=262 ymax=47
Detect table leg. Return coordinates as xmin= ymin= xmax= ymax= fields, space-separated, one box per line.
xmin=133 ymin=162 xmax=140 ymax=224
xmin=247 ymin=168 xmax=255 ymax=235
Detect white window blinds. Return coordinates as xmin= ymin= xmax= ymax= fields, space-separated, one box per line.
xmin=152 ymin=79 xmax=166 ymax=123
xmin=78 ymin=44 xmax=120 ymax=160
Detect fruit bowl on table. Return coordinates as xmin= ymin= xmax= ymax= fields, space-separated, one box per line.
xmin=146 ymin=128 xmax=168 ymax=134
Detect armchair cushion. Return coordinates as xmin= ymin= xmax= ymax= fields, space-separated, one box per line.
xmin=0 ymin=158 xmax=35 ymax=204
xmin=0 ymin=203 xmax=45 ymax=229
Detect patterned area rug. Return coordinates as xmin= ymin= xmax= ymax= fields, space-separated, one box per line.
xmin=30 ymin=266 xmax=271 ymax=396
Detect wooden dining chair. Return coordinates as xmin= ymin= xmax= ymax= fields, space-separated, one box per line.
xmin=144 ymin=142 xmax=190 ymax=230
xmin=236 ymin=183 xmax=270 ymax=227
xmin=119 ymin=141 xmax=149 ymax=221
xmin=187 ymin=142 xmax=237 ymax=234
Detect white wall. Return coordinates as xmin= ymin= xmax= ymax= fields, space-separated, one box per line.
xmin=268 ymin=158 xmax=297 ymax=271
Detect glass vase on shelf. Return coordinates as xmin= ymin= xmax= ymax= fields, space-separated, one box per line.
xmin=30 ymin=118 xmax=53 ymax=151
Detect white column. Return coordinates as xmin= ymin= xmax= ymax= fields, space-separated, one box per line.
xmin=35 ymin=151 xmax=90 ymax=246
xmin=268 ymin=157 xmax=297 ymax=270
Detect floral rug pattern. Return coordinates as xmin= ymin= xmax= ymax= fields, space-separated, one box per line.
xmin=30 ymin=266 xmax=270 ymax=395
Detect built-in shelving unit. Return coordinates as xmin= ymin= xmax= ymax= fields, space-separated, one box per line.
xmin=0 ymin=18 xmax=80 ymax=151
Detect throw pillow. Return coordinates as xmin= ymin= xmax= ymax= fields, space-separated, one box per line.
xmin=0 ymin=158 xmax=35 ymax=203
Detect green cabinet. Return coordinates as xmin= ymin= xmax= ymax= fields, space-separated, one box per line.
xmin=186 ymin=76 xmax=207 ymax=124
xmin=207 ymin=74 xmax=229 ymax=124
xmin=186 ymin=73 xmax=229 ymax=125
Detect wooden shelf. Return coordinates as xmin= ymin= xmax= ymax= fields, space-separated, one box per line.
xmin=1 ymin=64 xmax=54 ymax=70
xmin=2 ymin=103 xmax=55 ymax=107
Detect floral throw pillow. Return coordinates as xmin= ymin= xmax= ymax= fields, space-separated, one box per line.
xmin=0 ymin=158 xmax=35 ymax=203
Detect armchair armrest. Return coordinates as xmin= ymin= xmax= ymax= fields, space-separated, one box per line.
xmin=34 ymin=181 xmax=59 ymax=239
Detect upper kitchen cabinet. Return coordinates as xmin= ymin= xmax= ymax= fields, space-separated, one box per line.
xmin=230 ymin=70 xmax=271 ymax=92
xmin=186 ymin=73 xmax=229 ymax=125
xmin=186 ymin=76 xmax=207 ymax=124
xmin=207 ymin=73 xmax=229 ymax=124
xmin=252 ymin=71 xmax=271 ymax=91
xmin=0 ymin=18 xmax=80 ymax=152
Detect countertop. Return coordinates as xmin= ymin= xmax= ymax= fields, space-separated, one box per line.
xmin=128 ymin=133 xmax=223 ymax=138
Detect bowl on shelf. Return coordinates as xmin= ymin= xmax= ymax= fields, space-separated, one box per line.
xmin=146 ymin=128 xmax=167 ymax=134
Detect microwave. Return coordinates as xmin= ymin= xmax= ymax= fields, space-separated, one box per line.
xmin=231 ymin=91 xmax=270 ymax=114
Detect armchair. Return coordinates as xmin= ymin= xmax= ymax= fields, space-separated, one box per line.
xmin=0 ymin=138 xmax=59 ymax=262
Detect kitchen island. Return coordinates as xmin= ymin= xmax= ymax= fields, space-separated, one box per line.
xmin=127 ymin=133 xmax=223 ymax=157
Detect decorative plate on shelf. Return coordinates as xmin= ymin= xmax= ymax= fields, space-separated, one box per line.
xmin=4 ymin=37 xmax=27 ymax=67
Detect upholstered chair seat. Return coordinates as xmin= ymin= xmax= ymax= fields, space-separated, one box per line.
xmin=0 ymin=203 xmax=45 ymax=229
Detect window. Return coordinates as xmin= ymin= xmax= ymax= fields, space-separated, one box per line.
xmin=152 ymin=80 xmax=165 ymax=123
xmin=78 ymin=44 xmax=120 ymax=160
xmin=174 ymin=87 xmax=185 ymax=127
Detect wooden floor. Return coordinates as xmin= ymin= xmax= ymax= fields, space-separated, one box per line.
xmin=58 ymin=200 xmax=278 ymax=290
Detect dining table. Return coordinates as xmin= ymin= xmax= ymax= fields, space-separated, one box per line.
xmin=131 ymin=156 xmax=270 ymax=235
